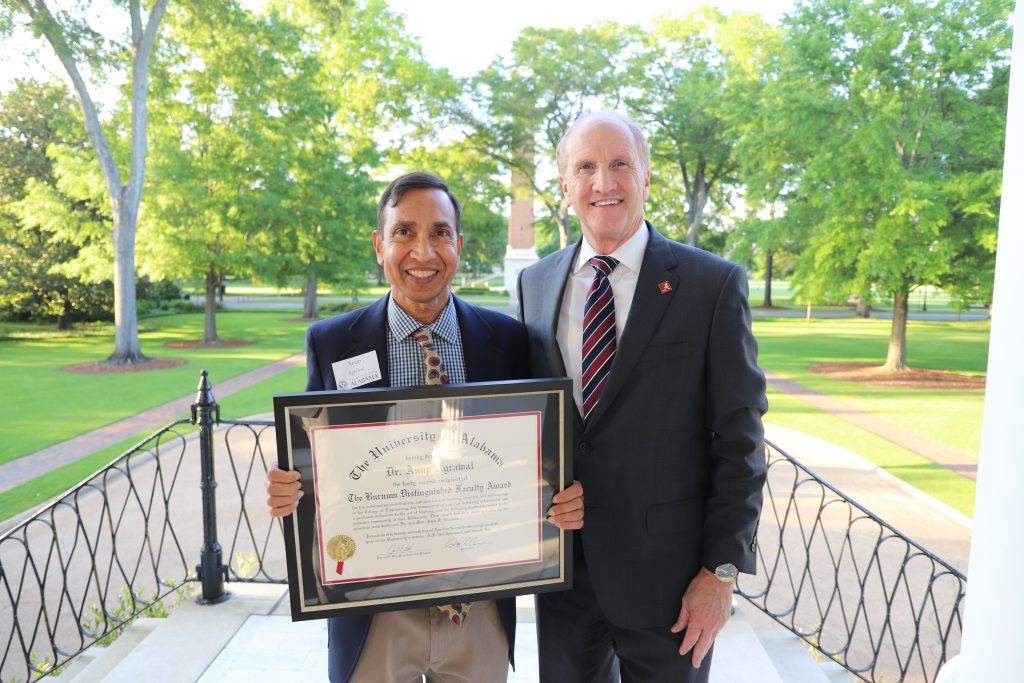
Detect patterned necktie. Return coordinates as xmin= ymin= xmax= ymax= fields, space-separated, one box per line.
xmin=412 ymin=328 xmax=450 ymax=385
xmin=582 ymin=255 xmax=619 ymax=421
xmin=412 ymin=327 xmax=469 ymax=625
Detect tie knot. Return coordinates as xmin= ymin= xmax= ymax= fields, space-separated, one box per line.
xmin=589 ymin=255 xmax=619 ymax=278
xmin=412 ymin=328 xmax=435 ymax=348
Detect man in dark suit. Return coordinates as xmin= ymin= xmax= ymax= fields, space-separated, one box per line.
xmin=266 ymin=172 xmax=584 ymax=683
xmin=518 ymin=112 xmax=767 ymax=683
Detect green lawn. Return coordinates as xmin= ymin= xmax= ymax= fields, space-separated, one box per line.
xmin=754 ymin=316 xmax=988 ymax=515
xmin=0 ymin=311 xmax=308 ymax=465
xmin=0 ymin=365 xmax=308 ymax=523
xmin=764 ymin=390 xmax=977 ymax=516
xmin=0 ymin=311 xmax=988 ymax=524
xmin=747 ymin=279 xmax=985 ymax=314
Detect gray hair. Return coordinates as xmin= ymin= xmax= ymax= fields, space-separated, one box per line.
xmin=555 ymin=111 xmax=652 ymax=176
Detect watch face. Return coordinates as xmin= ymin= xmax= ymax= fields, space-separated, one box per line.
xmin=715 ymin=564 xmax=738 ymax=582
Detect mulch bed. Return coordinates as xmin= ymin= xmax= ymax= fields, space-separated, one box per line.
xmin=165 ymin=339 xmax=255 ymax=349
xmin=64 ymin=358 xmax=188 ymax=374
xmin=808 ymin=362 xmax=985 ymax=390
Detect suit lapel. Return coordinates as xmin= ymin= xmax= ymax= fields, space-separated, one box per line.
xmin=453 ymin=296 xmax=498 ymax=382
xmin=335 ymin=295 xmax=390 ymax=388
xmin=585 ymin=224 xmax=679 ymax=427
xmin=536 ymin=241 xmax=579 ymax=379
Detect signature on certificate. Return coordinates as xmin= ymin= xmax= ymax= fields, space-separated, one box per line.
xmin=377 ymin=543 xmax=429 ymax=560
xmin=443 ymin=536 xmax=490 ymax=552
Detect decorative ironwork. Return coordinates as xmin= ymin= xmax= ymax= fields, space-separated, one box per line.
xmin=0 ymin=372 xmax=967 ymax=682
xmin=0 ymin=419 xmax=196 ymax=681
xmin=737 ymin=440 xmax=967 ymax=683
xmin=0 ymin=372 xmax=286 ymax=682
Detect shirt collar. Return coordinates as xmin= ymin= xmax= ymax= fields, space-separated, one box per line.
xmin=387 ymin=293 xmax=460 ymax=344
xmin=574 ymin=221 xmax=649 ymax=275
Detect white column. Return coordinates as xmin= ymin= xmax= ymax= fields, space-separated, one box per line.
xmin=941 ymin=7 xmax=1024 ymax=681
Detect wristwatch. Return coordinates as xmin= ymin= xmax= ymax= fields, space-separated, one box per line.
xmin=714 ymin=563 xmax=739 ymax=584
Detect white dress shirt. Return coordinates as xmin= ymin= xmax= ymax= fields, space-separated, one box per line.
xmin=557 ymin=225 xmax=649 ymax=413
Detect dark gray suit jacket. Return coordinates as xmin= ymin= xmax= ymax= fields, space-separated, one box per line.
xmin=518 ymin=222 xmax=767 ymax=629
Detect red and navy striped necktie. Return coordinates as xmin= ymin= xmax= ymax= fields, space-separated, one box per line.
xmin=582 ymin=255 xmax=619 ymax=421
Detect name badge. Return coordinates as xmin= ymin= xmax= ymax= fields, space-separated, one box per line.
xmin=332 ymin=351 xmax=382 ymax=390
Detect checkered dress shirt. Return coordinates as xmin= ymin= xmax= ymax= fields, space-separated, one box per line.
xmin=386 ymin=295 xmax=466 ymax=387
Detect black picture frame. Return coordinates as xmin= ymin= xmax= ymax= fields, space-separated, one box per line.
xmin=273 ymin=378 xmax=573 ymax=621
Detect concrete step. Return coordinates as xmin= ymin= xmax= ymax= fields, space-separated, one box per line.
xmin=711 ymin=609 xmax=785 ymax=683
xmin=756 ymin=631 xmax=841 ymax=683
xmin=63 ymin=586 xmax=853 ymax=683
xmin=60 ymin=618 xmax=161 ymax=682
xmin=68 ymin=584 xmax=288 ymax=683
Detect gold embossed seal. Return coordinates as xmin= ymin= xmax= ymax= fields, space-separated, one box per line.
xmin=327 ymin=534 xmax=356 ymax=576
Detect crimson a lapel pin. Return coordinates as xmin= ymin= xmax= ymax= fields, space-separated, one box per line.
xmin=658 ymin=281 xmax=673 ymax=294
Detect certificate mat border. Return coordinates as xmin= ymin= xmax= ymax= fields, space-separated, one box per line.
xmin=273 ymin=378 xmax=573 ymax=620
xmin=310 ymin=412 xmax=543 ymax=584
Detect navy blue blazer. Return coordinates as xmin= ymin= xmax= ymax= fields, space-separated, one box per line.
xmin=302 ymin=293 xmax=528 ymax=683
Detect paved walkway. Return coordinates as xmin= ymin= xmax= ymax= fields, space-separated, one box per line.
xmin=0 ymin=353 xmax=305 ymax=495
xmin=1 ymin=298 xmax=980 ymax=501
xmin=764 ymin=371 xmax=979 ymax=480
xmin=2 ymin=358 xmax=978 ymax=500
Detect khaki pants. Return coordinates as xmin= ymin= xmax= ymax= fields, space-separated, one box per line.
xmin=349 ymin=600 xmax=508 ymax=683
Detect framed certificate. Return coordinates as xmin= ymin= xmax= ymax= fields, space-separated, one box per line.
xmin=273 ymin=378 xmax=573 ymax=621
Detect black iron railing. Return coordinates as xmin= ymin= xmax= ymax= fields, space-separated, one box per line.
xmin=0 ymin=371 xmax=286 ymax=682
xmin=737 ymin=440 xmax=967 ymax=683
xmin=0 ymin=371 xmax=967 ymax=682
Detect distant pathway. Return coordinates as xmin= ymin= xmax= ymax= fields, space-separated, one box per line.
xmin=765 ymin=370 xmax=978 ymax=480
xmin=0 ymin=353 xmax=305 ymax=495
xmin=2 ymin=300 xmax=979 ymax=498
xmin=220 ymin=296 xmax=990 ymax=321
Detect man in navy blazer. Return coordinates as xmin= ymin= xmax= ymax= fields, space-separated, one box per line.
xmin=518 ymin=112 xmax=767 ymax=682
xmin=267 ymin=172 xmax=583 ymax=683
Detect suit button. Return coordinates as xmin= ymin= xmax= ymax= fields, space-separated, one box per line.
xmin=579 ymin=441 xmax=591 ymax=455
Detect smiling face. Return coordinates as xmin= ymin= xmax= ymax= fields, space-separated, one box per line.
xmin=559 ymin=116 xmax=651 ymax=254
xmin=374 ymin=188 xmax=463 ymax=324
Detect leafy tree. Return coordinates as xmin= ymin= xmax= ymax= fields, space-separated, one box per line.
xmin=252 ymin=0 xmax=433 ymax=318
xmin=457 ymin=24 xmax=630 ymax=250
xmin=724 ymin=17 xmax=808 ymax=305
xmin=626 ymin=8 xmax=748 ymax=247
xmin=1 ymin=0 xmax=170 ymax=363
xmin=785 ymin=0 xmax=1011 ymax=370
xmin=144 ymin=2 xmax=340 ymax=341
xmin=0 ymin=79 xmax=113 ymax=328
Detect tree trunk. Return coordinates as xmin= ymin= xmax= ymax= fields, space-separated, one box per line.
xmin=106 ymin=203 xmax=147 ymax=363
xmin=684 ymin=164 xmax=709 ymax=247
xmin=376 ymin=264 xmax=385 ymax=286
xmin=543 ymin=198 xmax=573 ymax=250
xmin=57 ymin=290 xmax=72 ymax=331
xmin=204 ymin=268 xmax=221 ymax=344
xmin=558 ymin=201 xmax=573 ymax=249
xmin=856 ymin=295 xmax=871 ymax=318
xmin=883 ymin=288 xmax=909 ymax=371
xmin=558 ymin=215 xmax=572 ymax=250
xmin=304 ymin=274 xmax=319 ymax=319
xmin=763 ymin=248 xmax=773 ymax=307
xmin=23 ymin=0 xmax=172 ymax=365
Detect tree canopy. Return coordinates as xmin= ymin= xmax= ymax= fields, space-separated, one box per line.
xmin=1 ymin=0 xmax=1011 ymax=369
